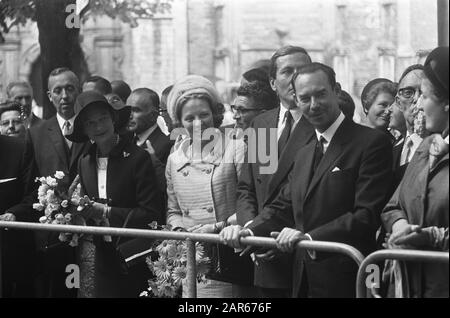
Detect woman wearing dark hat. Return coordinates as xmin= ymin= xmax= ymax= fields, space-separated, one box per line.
xmin=382 ymin=47 xmax=449 ymax=298
xmin=67 ymin=91 xmax=164 ymax=298
xmin=361 ymin=78 xmax=397 ymax=140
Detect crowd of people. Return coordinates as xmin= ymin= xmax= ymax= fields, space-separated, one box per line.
xmin=0 ymin=44 xmax=448 ymax=298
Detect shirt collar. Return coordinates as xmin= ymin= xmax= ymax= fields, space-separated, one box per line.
xmin=56 ymin=113 xmax=75 ymax=131
xmin=279 ymin=103 xmax=302 ymax=124
xmin=315 ymin=112 xmax=345 ymax=143
xmin=137 ymin=124 xmax=158 ymax=146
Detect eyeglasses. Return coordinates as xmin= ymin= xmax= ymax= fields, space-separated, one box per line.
xmin=398 ymin=87 xmax=421 ymax=100
xmin=230 ymin=105 xmax=261 ymax=114
xmin=0 ymin=118 xmax=24 ymax=128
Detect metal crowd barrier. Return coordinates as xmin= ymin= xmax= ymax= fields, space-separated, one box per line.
xmin=0 ymin=221 xmax=365 ymax=298
xmin=356 ymin=249 xmax=450 ymax=298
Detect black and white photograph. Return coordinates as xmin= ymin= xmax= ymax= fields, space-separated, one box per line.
xmin=0 ymin=0 xmax=448 ymax=302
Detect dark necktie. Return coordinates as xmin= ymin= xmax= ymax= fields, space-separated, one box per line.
xmin=313 ymin=136 xmax=326 ymax=173
xmin=278 ymin=111 xmax=293 ymax=157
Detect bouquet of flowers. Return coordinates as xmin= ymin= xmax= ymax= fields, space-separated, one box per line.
xmin=33 ymin=171 xmax=88 ymax=246
xmin=140 ymin=223 xmax=210 ymax=298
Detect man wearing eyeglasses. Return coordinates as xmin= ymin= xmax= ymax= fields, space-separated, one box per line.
xmin=390 ymin=64 xmax=426 ymax=188
xmin=230 ymin=82 xmax=278 ymax=132
xmin=0 ymin=101 xmax=27 ymax=139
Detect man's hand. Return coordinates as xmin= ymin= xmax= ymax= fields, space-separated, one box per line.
xmin=275 ymin=227 xmax=308 ymax=253
xmin=219 ymin=225 xmax=252 ymax=249
xmin=388 ymin=219 xmax=412 ymax=245
xmin=0 ymin=213 xmax=16 ymax=222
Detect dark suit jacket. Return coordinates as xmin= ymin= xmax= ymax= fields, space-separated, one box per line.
xmin=0 ymin=135 xmax=37 ymax=296
xmin=78 ymin=137 xmax=164 ymax=230
xmin=142 ymin=126 xmax=173 ymax=164
xmin=29 ymin=113 xmax=42 ymax=128
xmin=26 ymin=116 xmax=87 ymax=183
xmin=392 ymin=139 xmax=408 ymax=194
xmin=382 ymin=136 xmax=448 ymax=298
xmin=236 ymin=108 xmax=315 ymax=289
xmin=249 ymin=118 xmax=393 ymax=297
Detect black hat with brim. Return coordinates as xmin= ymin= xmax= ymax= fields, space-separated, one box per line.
xmin=424 ymin=46 xmax=449 ymax=99
xmin=66 ymin=91 xmax=131 ymax=143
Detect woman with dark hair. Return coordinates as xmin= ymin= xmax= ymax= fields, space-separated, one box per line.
xmin=382 ymin=47 xmax=449 ymax=298
xmin=361 ymin=78 xmax=397 ymax=139
xmin=67 ymin=91 xmax=164 ymax=298
xmin=165 ymin=75 xmax=252 ymax=297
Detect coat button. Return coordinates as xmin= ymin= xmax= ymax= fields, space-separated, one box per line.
xmin=206 ymin=207 xmax=214 ymax=213
xmin=205 ymin=169 xmax=212 ymax=174
xmin=183 ymin=209 xmax=189 ymax=216
xmin=183 ymin=170 xmax=189 ymax=177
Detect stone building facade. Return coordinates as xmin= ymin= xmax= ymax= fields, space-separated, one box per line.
xmin=0 ymin=0 xmax=439 ymax=120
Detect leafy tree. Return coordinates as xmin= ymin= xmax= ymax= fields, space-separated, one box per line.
xmin=0 ymin=0 xmax=172 ymax=118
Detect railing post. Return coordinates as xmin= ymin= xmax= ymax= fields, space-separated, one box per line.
xmin=185 ymin=239 xmax=197 ymax=298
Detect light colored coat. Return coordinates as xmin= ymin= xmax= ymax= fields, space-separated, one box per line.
xmin=166 ymin=132 xmax=246 ymax=229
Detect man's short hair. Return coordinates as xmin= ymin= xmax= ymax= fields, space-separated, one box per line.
xmin=131 ymin=88 xmax=160 ymax=110
xmin=269 ymin=45 xmax=312 ymax=79
xmin=398 ymin=64 xmax=424 ymax=86
xmin=236 ymin=82 xmax=278 ymax=111
xmin=0 ymin=101 xmax=22 ymax=118
xmin=111 ymin=80 xmax=132 ymax=102
xmin=83 ymin=76 xmax=112 ymax=95
xmin=242 ymin=68 xmax=271 ymax=87
xmin=291 ymin=62 xmax=337 ymax=95
xmin=48 ymin=67 xmax=80 ymax=89
xmin=6 ymin=81 xmax=33 ymax=98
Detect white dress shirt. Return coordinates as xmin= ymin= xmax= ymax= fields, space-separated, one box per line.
xmin=97 ymin=157 xmax=108 ymax=199
xmin=136 ymin=123 xmax=158 ymax=147
xmin=56 ymin=113 xmax=75 ymax=149
xmin=277 ymin=104 xmax=303 ymax=140
xmin=315 ymin=112 xmax=346 ymax=153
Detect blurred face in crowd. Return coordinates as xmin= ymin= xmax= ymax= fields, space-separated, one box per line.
xmin=82 ymin=104 xmax=115 ymax=145
xmin=271 ymin=53 xmax=311 ymax=109
xmin=106 ymin=93 xmax=126 ymax=110
xmin=396 ymin=69 xmax=424 ymax=130
xmin=160 ymin=93 xmax=173 ymax=132
xmin=47 ymin=71 xmax=80 ymax=120
xmin=232 ymin=95 xmax=263 ymax=130
xmin=419 ymin=77 xmax=449 ymax=134
xmin=389 ymin=101 xmax=406 ymax=134
xmin=9 ymin=85 xmax=33 ymax=118
xmin=294 ymin=70 xmax=341 ymax=133
xmin=127 ymin=93 xmax=159 ymax=134
xmin=0 ymin=110 xmax=26 ymax=138
xmin=180 ymin=98 xmax=214 ymax=138
xmin=366 ymin=92 xmax=394 ymax=131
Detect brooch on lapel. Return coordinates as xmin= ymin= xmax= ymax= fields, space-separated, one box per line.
xmin=123 ymin=151 xmax=130 ymax=158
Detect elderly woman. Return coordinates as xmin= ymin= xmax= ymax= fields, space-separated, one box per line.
xmin=165 ymin=75 xmax=251 ymax=298
xmin=0 ymin=101 xmax=26 ymax=139
xmin=382 ymin=47 xmax=449 ymax=298
xmin=67 ymin=91 xmax=164 ymax=298
xmin=361 ymin=78 xmax=397 ymax=140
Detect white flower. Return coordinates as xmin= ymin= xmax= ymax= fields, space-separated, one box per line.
xmin=46 ymin=176 xmax=58 ymax=187
xmin=65 ymin=213 xmax=72 ymax=223
xmin=33 ymin=203 xmax=45 ymax=212
xmin=38 ymin=184 xmax=49 ymax=197
xmin=39 ymin=216 xmax=48 ymax=223
xmin=61 ymin=200 xmax=69 ymax=208
xmin=55 ymin=214 xmax=65 ymax=224
xmin=38 ymin=177 xmax=47 ymax=184
xmin=54 ymin=171 xmax=65 ymax=180
xmin=139 ymin=291 xmax=149 ymax=297
xmin=123 ymin=151 xmax=130 ymax=158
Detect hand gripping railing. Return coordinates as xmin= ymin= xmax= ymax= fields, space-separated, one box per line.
xmin=356 ymin=249 xmax=449 ymax=298
xmin=0 ymin=221 xmax=364 ymax=298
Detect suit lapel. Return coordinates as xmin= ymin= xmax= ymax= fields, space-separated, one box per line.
xmin=297 ymin=141 xmax=316 ymax=204
xmin=47 ymin=117 xmax=69 ymax=168
xmin=70 ymin=142 xmax=86 ymax=170
xmin=305 ymin=118 xmax=352 ymax=201
xmin=266 ymin=116 xmax=314 ymax=199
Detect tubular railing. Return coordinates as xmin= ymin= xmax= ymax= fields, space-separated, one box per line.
xmin=356 ymin=249 xmax=449 ymax=298
xmin=0 ymin=221 xmax=365 ymax=298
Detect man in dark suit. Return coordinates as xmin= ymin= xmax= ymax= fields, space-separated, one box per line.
xmin=0 ymin=135 xmax=38 ymax=297
xmin=390 ymin=65 xmax=425 ymax=190
xmin=26 ymin=67 xmax=87 ymax=298
xmin=127 ymin=88 xmax=173 ymax=193
xmin=236 ymin=46 xmax=314 ymax=298
xmin=222 ymin=63 xmax=393 ymax=298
